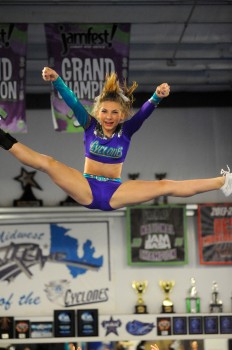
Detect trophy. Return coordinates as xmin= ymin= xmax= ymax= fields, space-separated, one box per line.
xmin=159 ymin=280 xmax=175 ymax=313
xmin=210 ymin=281 xmax=223 ymax=313
xmin=132 ymin=280 xmax=148 ymax=314
xmin=13 ymin=167 xmax=43 ymax=207
xmin=128 ymin=173 xmax=140 ymax=180
xmin=186 ymin=277 xmax=201 ymax=313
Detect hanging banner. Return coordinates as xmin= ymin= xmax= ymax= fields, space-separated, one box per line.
xmin=44 ymin=23 xmax=131 ymax=132
xmin=198 ymin=203 xmax=232 ymax=265
xmin=0 ymin=23 xmax=28 ymax=133
xmin=127 ymin=205 xmax=188 ymax=266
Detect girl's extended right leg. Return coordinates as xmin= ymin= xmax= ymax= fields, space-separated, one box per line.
xmin=0 ymin=129 xmax=93 ymax=205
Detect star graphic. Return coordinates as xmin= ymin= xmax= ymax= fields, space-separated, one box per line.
xmin=14 ymin=167 xmax=42 ymax=190
xmin=102 ymin=316 xmax=121 ymax=336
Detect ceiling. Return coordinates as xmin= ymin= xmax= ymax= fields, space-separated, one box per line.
xmin=1 ymin=0 xmax=232 ymax=106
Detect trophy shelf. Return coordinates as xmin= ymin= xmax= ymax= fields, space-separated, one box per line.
xmin=0 ymin=204 xmax=197 ymax=221
xmin=0 ymin=313 xmax=231 ymax=344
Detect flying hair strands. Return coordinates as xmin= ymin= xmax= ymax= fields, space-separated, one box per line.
xmin=92 ymin=72 xmax=138 ymax=117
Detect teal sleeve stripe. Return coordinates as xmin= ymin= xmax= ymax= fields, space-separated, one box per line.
xmin=53 ymin=77 xmax=89 ymax=127
xmin=149 ymin=91 xmax=162 ymax=105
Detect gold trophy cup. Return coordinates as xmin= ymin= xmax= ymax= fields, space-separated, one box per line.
xmin=132 ymin=280 xmax=148 ymax=314
xmin=159 ymin=280 xmax=175 ymax=313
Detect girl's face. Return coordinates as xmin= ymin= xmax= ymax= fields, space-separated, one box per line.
xmin=97 ymin=101 xmax=125 ymax=135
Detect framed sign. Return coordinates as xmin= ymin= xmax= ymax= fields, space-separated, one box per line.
xmin=188 ymin=316 xmax=203 ymax=335
xmin=204 ymin=315 xmax=218 ymax=334
xmin=30 ymin=321 xmax=53 ymax=338
xmin=54 ymin=309 xmax=75 ymax=337
xmin=77 ymin=309 xmax=99 ymax=337
xmin=15 ymin=320 xmax=30 ymax=339
xmin=172 ymin=316 xmax=187 ymax=335
xmin=220 ymin=315 xmax=232 ymax=334
xmin=157 ymin=317 xmax=172 ymax=336
xmin=0 ymin=317 xmax=14 ymax=339
xmin=127 ymin=205 xmax=188 ymax=265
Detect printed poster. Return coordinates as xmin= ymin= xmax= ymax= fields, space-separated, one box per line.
xmin=0 ymin=221 xmax=114 ymax=316
xmin=127 ymin=205 xmax=188 ymax=266
xmin=44 ymin=23 xmax=131 ymax=132
xmin=0 ymin=23 xmax=28 ymax=133
xmin=198 ymin=203 xmax=232 ymax=264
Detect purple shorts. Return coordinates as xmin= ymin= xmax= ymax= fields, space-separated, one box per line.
xmin=83 ymin=175 xmax=122 ymax=211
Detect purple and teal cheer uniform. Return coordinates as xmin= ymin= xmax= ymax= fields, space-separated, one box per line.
xmin=53 ymin=77 xmax=161 ymax=211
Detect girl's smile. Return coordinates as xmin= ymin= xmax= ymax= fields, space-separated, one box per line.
xmin=98 ymin=101 xmax=124 ymax=136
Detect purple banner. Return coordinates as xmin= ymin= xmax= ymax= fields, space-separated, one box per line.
xmin=44 ymin=23 xmax=131 ymax=132
xmin=0 ymin=24 xmax=28 ymax=133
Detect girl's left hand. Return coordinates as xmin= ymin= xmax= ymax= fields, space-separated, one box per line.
xmin=156 ymin=83 xmax=170 ymax=98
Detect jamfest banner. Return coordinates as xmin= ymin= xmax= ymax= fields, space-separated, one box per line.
xmin=0 ymin=23 xmax=28 ymax=133
xmin=44 ymin=23 xmax=131 ymax=132
xmin=127 ymin=205 xmax=188 ymax=266
xmin=198 ymin=203 xmax=232 ymax=265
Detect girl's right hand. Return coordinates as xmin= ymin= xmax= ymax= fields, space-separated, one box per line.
xmin=42 ymin=67 xmax=59 ymax=82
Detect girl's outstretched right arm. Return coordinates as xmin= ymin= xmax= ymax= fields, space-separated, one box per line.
xmin=42 ymin=67 xmax=90 ymax=128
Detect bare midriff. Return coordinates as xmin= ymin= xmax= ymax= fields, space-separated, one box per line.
xmin=84 ymin=157 xmax=123 ymax=179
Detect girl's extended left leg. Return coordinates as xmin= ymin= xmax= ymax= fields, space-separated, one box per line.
xmin=110 ymin=177 xmax=227 ymax=209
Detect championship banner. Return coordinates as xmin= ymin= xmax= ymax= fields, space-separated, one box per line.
xmin=127 ymin=205 xmax=188 ymax=266
xmin=198 ymin=203 xmax=232 ymax=265
xmin=44 ymin=23 xmax=131 ymax=132
xmin=0 ymin=23 xmax=28 ymax=133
